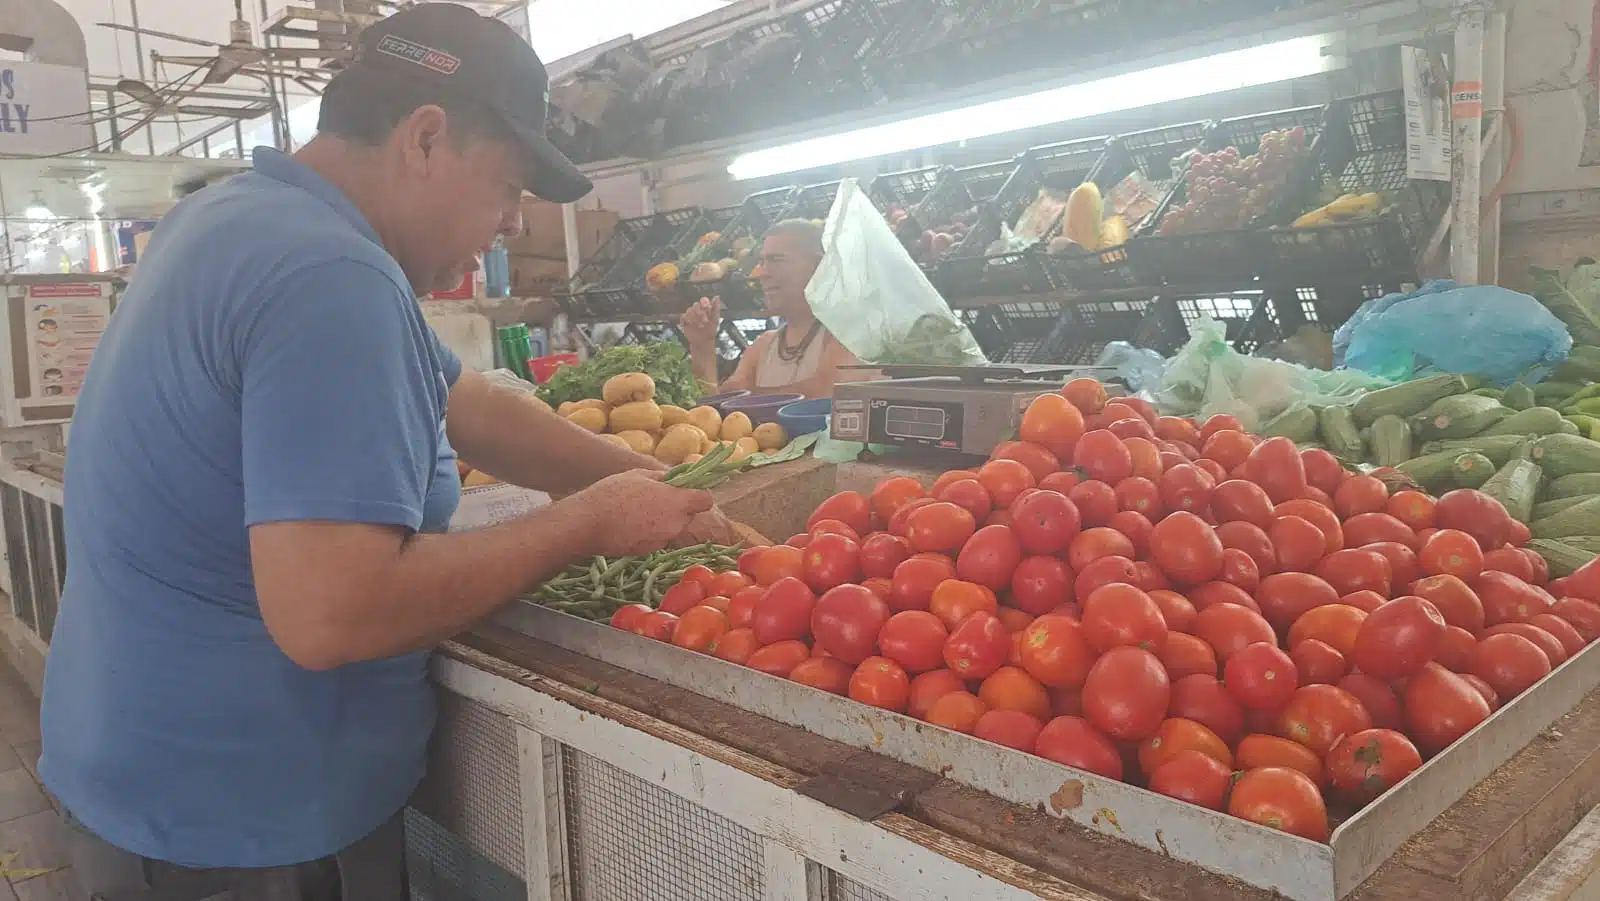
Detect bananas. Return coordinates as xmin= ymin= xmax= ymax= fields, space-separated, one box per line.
xmin=1293 ymin=192 xmax=1384 ymax=228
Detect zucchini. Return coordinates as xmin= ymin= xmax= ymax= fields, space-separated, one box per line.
xmin=1480 ymin=406 xmax=1567 ymax=438
xmin=1527 ymin=539 xmax=1596 ymax=577
xmin=1479 ymin=454 xmax=1542 ymax=523
xmin=1530 ymin=495 xmax=1600 ymax=538
xmin=1535 ymin=380 xmax=1587 ymax=401
xmin=1546 ymin=472 xmax=1600 ymax=500
xmin=1534 ymin=433 xmax=1600 ymax=478
xmin=1533 ymin=496 xmax=1593 ymax=521
xmin=1551 ymin=535 xmax=1600 ymax=554
xmin=1470 ymin=387 xmax=1505 ymax=400
xmin=1395 ymin=451 xmax=1466 ymax=490
xmin=1261 ymin=407 xmax=1320 ymax=443
xmin=1410 ymin=394 xmax=1508 ymax=440
xmin=1502 ymin=382 xmax=1536 ymax=410
xmin=1418 ymin=434 xmax=1543 ymax=466
xmin=1556 ymin=357 xmax=1600 ymax=382
xmin=1562 ymin=418 xmax=1588 ymax=437
xmin=1353 ymin=374 xmax=1473 ymax=427
xmin=1561 ymin=383 xmax=1600 ymax=407
xmin=1452 ymin=452 xmax=1496 ymax=488
xmin=1370 ymin=415 xmax=1412 ymax=467
xmin=1317 ymin=406 xmax=1364 ymax=461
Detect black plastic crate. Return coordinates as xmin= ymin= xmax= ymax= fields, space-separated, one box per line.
xmin=870 ymin=165 xmax=946 ymax=213
xmin=790 ymin=0 xmax=891 ymax=106
xmin=862 ymin=0 xmax=973 ymax=98
xmin=568 ymin=208 xmax=704 ymax=292
xmin=796 ymin=180 xmax=846 ymax=218
xmin=561 ymin=287 xmax=657 ymax=321
xmin=744 ymin=185 xmax=804 ymax=230
xmin=968 ymin=300 xmax=1070 ymax=363
xmin=1052 ymin=295 xmax=1187 ymax=364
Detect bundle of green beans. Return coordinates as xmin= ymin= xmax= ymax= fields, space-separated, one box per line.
xmin=529 ymin=542 xmax=742 ymax=620
xmin=663 ymin=442 xmax=751 ymax=489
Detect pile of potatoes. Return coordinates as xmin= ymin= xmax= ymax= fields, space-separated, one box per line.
xmin=554 ymin=372 xmax=789 ymax=467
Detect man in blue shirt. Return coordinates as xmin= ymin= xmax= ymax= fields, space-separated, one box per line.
xmin=40 ymin=5 xmax=715 ymax=898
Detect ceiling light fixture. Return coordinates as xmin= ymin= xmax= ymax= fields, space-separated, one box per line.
xmin=24 ymin=191 xmax=54 ymax=221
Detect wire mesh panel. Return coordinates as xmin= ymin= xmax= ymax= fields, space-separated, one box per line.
xmin=825 ymin=868 xmax=898 ymax=901
xmin=412 ymin=692 xmax=526 ymax=881
xmin=563 ymin=747 xmax=767 ymax=901
xmin=406 ymin=809 xmax=527 ymax=901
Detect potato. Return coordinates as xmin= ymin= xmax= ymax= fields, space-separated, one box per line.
xmin=728 ymin=438 xmax=756 ymax=463
xmin=566 ymin=407 xmax=608 ymax=433
xmin=721 ymin=411 xmax=754 ymax=442
xmin=608 ymin=401 xmax=664 ymax=433
xmin=683 ymin=453 xmax=704 ymax=465
xmin=660 ymin=405 xmax=691 ymax=428
xmin=688 ymin=406 xmax=722 ymax=441
xmin=753 ymin=422 xmax=788 ymax=451
xmin=601 ymin=372 xmax=655 ymax=406
xmin=613 ymin=430 xmax=657 ymax=455
xmin=700 ymin=434 xmax=717 ymax=454
xmin=654 ymin=423 xmax=704 ymax=465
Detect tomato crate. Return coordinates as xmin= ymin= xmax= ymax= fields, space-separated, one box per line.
xmin=1263 ymin=91 xmax=1449 ymax=283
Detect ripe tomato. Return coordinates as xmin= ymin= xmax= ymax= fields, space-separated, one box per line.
xmin=1186 ymin=581 xmax=1259 ymax=613
xmin=1010 ymin=556 xmax=1074 ymax=616
xmin=1149 ymin=589 xmax=1198 ymax=632
xmin=1243 ymin=437 xmax=1308 ymax=504
xmin=1110 ymin=417 xmax=1157 ymax=443
xmin=610 ymin=604 xmax=653 ymax=632
xmin=1275 ymin=500 xmax=1343 ymax=555
xmin=1287 ymin=604 xmax=1367 ymax=656
xmin=1339 ymin=590 xmax=1386 ymax=613
xmin=1151 ymin=511 xmax=1225 ymax=586
xmin=1352 ymin=596 xmax=1446 ymax=679
xmin=1159 ymin=463 xmax=1215 ymax=514
xmin=1034 ymin=715 xmax=1124 ymax=779
xmin=1276 ymin=684 xmax=1372 ymax=756
xmin=1067 ymin=480 xmax=1119 ymax=527
xmin=1256 ymin=572 xmax=1340 ymax=632
xmin=1313 ymin=549 xmax=1392 ymax=598
xmin=809 ymin=520 xmax=860 ymax=541
xmin=937 ymin=478 xmax=994 ymax=522
xmin=707 ymin=570 xmax=752 ymax=598
xmin=1434 ymin=625 xmax=1478 ymax=672
xmin=1410 ymin=574 xmax=1485 ymax=634
xmin=1017 ymin=615 xmax=1096 ymax=688
xmin=751 ymin=577 xmax=818 ymax=645
xmin=1019 ymin=393 xmax=1086 ymax=457
xmin=1528 ymin=613 xmax=1587 ymax=657
xmin=1483 ymin=622 xmax=1567 ymax=666
xmin=953 ymin=524 xmax=1021 ymax=592
xmin=977 ymin=459 xmax=1037 ymax=508
xmin=1062 ymin=378 xmax=1109 ymax=414
xmin=943 ymin=611 xmax=1010 ymax=679
xmin=1385 ymin=490 xmax=1437 ymax=532
xmin=1082 ymin=582 xmax=1169 ymax=653
xmin=1082 ymin=647 xmax=1171 ymax=741
xmin=672 ymin=605 xmax=731 ymax=653
xmin=1460 ymin=673 xmax=1501 ymax=711
xmin=1066 ymin=527 xmax=1136 ymax=571
xmin=995 ymin=605 xmax=1035 ymax=634
xmin=973 ymin=709 xmax=1044 ymax=752
xmin=1420 ymin=529 xmax=1485 ymax=580
xmin=928 ymin=579 xmax=999 ymax=630
xmin=1469 ymin=632 xmax=1551 ymax=701
xmin=1477 ymin=570 xmax=1553 ymax=627
xmin=809 ymin=584 xmax=890 ymax=665
xmin=869 ymin=476 xmax=928 ymax=523
xmin=1364 ymin=541 xmax=1421 ymax=588
xmin=924 ymin=691 xmax=988 ymax=733
xmin=1236 ymin=734 xmax=1325 ymax=784
xmin=858 ymin=534 xmax=911 ymax=581
xmin=1327 ymin=728 xmax=1423 ymax=804
xmin=1114 ymin=476 xmax=1163 ymax=521
xmin=1194 ymin=603 xmax=1277 ymax=662
xmin=802 ymin=532 xmax=862 ymax=593
xmin=1217 ymin=520 xmax=1278 ymax=574
xmin=1552 ymin=598 xmax=1600 ymax=643
xmin=1269 ymin=515 xmax=1326 ymax=573
xmin=1225 ymin=643 xmax=1298 ymax=710
xmin=1521 ymin=547 xmax=1549 ymax=584
xmin=1139 ymin=717 xmax=1233 ymax=775
xmin=931 ymin=469 xmax=980 ymax=495
xmin=1158 ymin=632 xmax=1219 ymax=680
xmin=906 ymin=669 xmax=966 ymax=719
xmin=1290 ymin=640 xmax=1347 ymax=685
xmin=748 ymin=640 xmax=811 ymax=677
xmin=876 ymin=610 xmax=948 ymax=673
xmin=1333 ymin=475 xmax=1390 ymax=520
xmin=1074 ymin=555 xmax=1138 ymax=603
xmin=659 ymin=580 xmax=708 ymax=616
xmin=1296 ymin=447 xmax=1340 ymax=492
xmin=978 ymin=666 xmax=1053 ymax=722
xmin=1229 ymin=768 xmax=1329 ymax=841
xmin=808 ymin=491 xmax=873 ymax=536
xmin=1202 ymin=429 xmax=1256 ymax=472
xmin=1337 ymin=673 xmax=1403 ymax=730
xmin=991 ymin=441 xmax=1061 ymax=484
xmin=1074 ymin=430 xmax=1134 ymax=484
xmin=789 ymin=657 xmax=852 ymax=695
xmin=1219 ymin=547 xmax=1261 ymax=594
xmin=847 ymin=656 xmax=912 ymax=711
xmin=1482 ymin=547 xmax=1536 ymax=583
xmin=886 ymin=497 xmax=938 ymax=538
xmin=1343 ymin=512 xmax=1418 ymax=550
xmin=1435 ymin=489 xmax=1512 ymax=551
xmin=1404 ymin=663 xmax=1492 ymax=754
xmin=1149 ymin=750 xmax=1233 ymax=810
xmin=1199 ymin=413 xmax=1242 ymax=440
xmin=905 ymin=502 xmax=977 ymax=555
xmin=712 ymin=628 xmax=759 ymax=665
xmin=1008 ymin=489 xmax=1082 ymax=556
xmin=888 ymin=555 xmax=957 ymax=612
xmin=1210 ymin=480 xmax=1275 ymax=528
xmin=1169 ymin=674 xmax=1246 ymax=745
xmin=747 ymin=544 xmax=803 ymax=587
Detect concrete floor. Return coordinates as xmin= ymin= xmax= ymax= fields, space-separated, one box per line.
xmin=0 ymin=660 xmax=72 ymax=900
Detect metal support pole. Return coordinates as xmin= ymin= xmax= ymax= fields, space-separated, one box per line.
xmin=561 ymin=202 xmax=581 ymax=279
xmin=1449 ymin=5 xmax=1485 ymax=285
xmin=1478 ymin=8 xmax=1507 ymax=286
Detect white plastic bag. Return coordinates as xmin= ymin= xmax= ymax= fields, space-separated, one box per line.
xmin=807 ymin=179 xmax=986 ymax=366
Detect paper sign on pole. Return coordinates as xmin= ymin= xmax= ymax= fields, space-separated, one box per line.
xmin=0 ymin=62 xmax=93 ymax=157
xmin=1400 ymin=46 xmax=1450 ymax=182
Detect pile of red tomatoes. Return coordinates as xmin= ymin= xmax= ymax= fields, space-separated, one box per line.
xmin=608 ymin=379 xmax=1600 ymax=843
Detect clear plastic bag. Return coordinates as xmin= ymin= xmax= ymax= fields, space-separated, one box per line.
xmin=1336 ymin=280 xmax=1574 ymax=385
xmin=1094 ymin=341 xmax=1168 ymax=394
xmin=808 ymin=179 xmax=987 ymax=366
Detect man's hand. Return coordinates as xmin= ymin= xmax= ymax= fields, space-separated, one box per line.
xmin=679 ymin=296 xmax=722 ymax=351
xmin=675 ymin=507 xmax=769 ymax=548
xmin=570 ymin=470 xmax=715 ymax=557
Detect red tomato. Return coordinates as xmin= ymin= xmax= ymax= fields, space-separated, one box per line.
xmin=1420 ymin=529 xmax=1485 ymax=580
xmin=885 ymin=497 xmax=937 ymax=539
xmin=1385 ymin=490 xmax=1437 ymax=531
xmin=1114 ymin=476 xmax=1163 ymax=521
xmin=904 ymin=502 xmax=977 ymax=555
xmin=1288 ymin=604 xmax=1367 ymax=656
xmin=1217 ymin=520 xmax=1278 ymax=574
xmin=712 ymin=628 xmax=759 ymax=665
xmin=931 ymin=470 xmax=979 ymax=495
xmin=788 ymin=657 xmax=852 ymax=695
xmin=978 ymin=666 xmax=1053 ymax=722
xmin=1229 ymin=768 xmax=1329 ymax=841
xmin=888 ymin=554 xmax=956 ymax=612
xmin=1034 ymin=716 xmax=1124 ymax=779
xmin=1199 ymin=413 xmax=1243 ymax=439
xmin=1220 ymin=547 xmax=1261 ymax=593
xmin=1244 ymin=437 xmax=1308 ymax=503
xmin=1460 ymin=673 xmax=1501 ymax=711
xmin=1074 ymin=556 xmax=1138 ymax=605
xmin=972 ymin=709 xmax=1045 ymax=752
xmin=1552 ymin=597 xmax=1600 ymax=642
xmin=1082 ymin=582 xmax=1169 ymax=653
xmin=1066 ymin=527 xmax=1136 ymax=571
xmin=1482 ymin=547 xmax=1536 ymax=583
xmin=928 ymin=580 xmax=999 ymax=630
xmin=1477 ymin=570 xmax=1553 ymax=627
xmin=1300 ymin=448 xmax=1344 ymax=495
xmin=869 ymin=476 xmax=928 ymax=523
xmin=1149 ymin=589 xmax=1198 ymax=633
xmin=991 ymin=441 xmax=1062 ymax=484
xmin=809 ymin=520 xmax=860 ymax=541
xmin=1404 ymin=663 xmax=1492 ymax=754
xmin=1009 ymin=489 xmax=1082 ymax=556
xmin=1017 ymin=614 xmax=1096 ymax=688
xmin=1482 ymin=622 xmax=1567 ymax=667
xmin=800 ymin=531 xmax=861 ymax=593
xmin=610 ymin=604 xmax=653 ymax=632
xmin=1275 ymin=499 xmax=1344 ymax=557
xmin=1334 ymin=475 xmax=1390 ymax=519
xmin=1149 ymin=749 xmax=1233 ymax=810
xmin=856 ymin=533 xmax=911 ymax=581
xmin=877 ymin=610 xmax=949 ymax=673
xmin=907 ymin=669 xmax=966 ymax=718
xmin=1159 ymin=632 xmax=1219 ymax=680
xmin=659 ymin=580 xmax=708 ymax=616
xmin=747 ymin=640 xmax=811 ymax=677
xmin=956 ymin=524 xmax=1024 ymax=592
xmin=808 ymin=491 xmax=873 ymax=536
xmin=1138 ymin=717 xmax=1233 ymax=775
xmin=1039 ymin=470 xmax=1081 ymax=494
xmin=1194 ymin=603 xmax=1277 ymax=663
xmin=1411 ymin=574 xmax=1486 ymax=634
xmin=924 ymin=691 xmax=988 ymax=733
xmin=1256 ymin=572 xmax=1340 ymax=632
xmin=943 ymin=611 xmax=1011 ymax=680
xmin=1010 ymin=556 xmax=1074 ymax=616
xmin=1435 ymin=489 xmax=1512 ymax=551
xmin=1327 ymin=728 xmax=1423 ymax=803
xmin=749 ymin=545 xmax=804 ymax=587
xmin=1236 ymin=734 xmax=1325 ymax=784
xmin=673 ymin=605 xmax=731 ymax=653
xmin=1062 ymin=378 xmax=1109 ymax=414
xmin=680 ymin=565 xmax=716 ymax=588
xmin=1150 ymin=511 xmax=1225 ymax=586
xmin=1107 ymin=510 xmax=1155 ymax=557
xmin=1019 ymin=393 xmax=1086 ymax=457
xmin=937 ymin=478 xmax=994 ymax=522
xmin=1337 ymin=673 xmax=1403 ymax=730
xmin=1528 ymin=613 xmax=1587 ymax=657
xmin=977 ymin=459 xmax=1037 ymax=508
xmin=1067 ymin=480 xmax=1119 ymax=527
xmin=1225 ymin=643 xmax=1299 ymax=710
xmin=848 ymin=656 xmax=911 ymax=711
xmin=1434 ymin=625 xmax=1479 ymax=672
xmin=1270 ymin=515 xmax=1327 ymax=573
xmin=1314 ymin=548 xmax=1392 ymax=597
xmin=1352 ymin=596 xmax=1446 ymax=680
xmin=1159 ymin=463 xmax=1215 ymax=514
xmin=1082 ymin=647 xmax=1171 ymax=741
xmin=1364 ymin=541 xmax=1421 ymax=588
xmin=1211 ymin=480 xmax=1276 ymax=528
xmin=1186 ymin=580 xmax=1259 ymax=613
xmin=1521 ymin=547 xmax=1549 ymax=585
xmin=1276 ymin=684 xmax=1372 ymax=755
xmin=751 ymin=577 xmax=818 ymax=645
xmin=809 ymin=584 xmax=889 ymax=665
xmin=1509 ymin=519 xmax=1534 ymax=549
xmin=1290 ymin=639 xmax=1347 ymax=685
xmin=1470 ymin=632 xmax=1552 ymax=701
xmin=1202 ymin=430 xmax=1256 ymax=472
xmin=1109 ymin=417 xmax=1157 ymax=443
xmin=1169 ymin=674 xmax=1247 ymax=745
xmin=1073 ymin=430 xmax=1134 ymax=484
xmin=1343 ymin=512 xmax=1419 ymax=550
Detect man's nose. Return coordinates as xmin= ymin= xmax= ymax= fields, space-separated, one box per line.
xmin=499 ymin=208 xmax=523 ymax=238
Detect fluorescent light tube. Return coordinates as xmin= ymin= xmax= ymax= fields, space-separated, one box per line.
xmin=728 ymin=35 xmax=1336 ymax=180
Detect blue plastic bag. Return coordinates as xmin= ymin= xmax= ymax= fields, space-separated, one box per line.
xmin=1336 ymin=280 xmax=1573 ymax=385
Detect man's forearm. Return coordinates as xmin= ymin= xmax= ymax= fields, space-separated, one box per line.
xmin=689 ymin=343 xmax=722 ymax=393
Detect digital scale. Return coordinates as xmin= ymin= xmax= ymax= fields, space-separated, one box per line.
xmin=831 ymin=364 xmax=1123 ymax=456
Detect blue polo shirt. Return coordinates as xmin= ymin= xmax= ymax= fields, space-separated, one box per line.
xmin=39 ymin=147 xmax=464 ymax=868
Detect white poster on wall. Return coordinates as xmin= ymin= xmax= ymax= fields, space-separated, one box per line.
xmin=0 ymin=62 xmax=93 ymax=157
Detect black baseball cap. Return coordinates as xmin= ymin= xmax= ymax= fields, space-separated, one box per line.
xmin=353 ymin=2 xmax=592 ymax=204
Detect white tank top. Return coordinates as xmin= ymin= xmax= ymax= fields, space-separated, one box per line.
xmin=754 ymin=326 xmax=829 ymax=391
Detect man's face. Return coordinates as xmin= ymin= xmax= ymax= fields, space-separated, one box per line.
xmin=757 ymin=232 xmax=820 ymax=317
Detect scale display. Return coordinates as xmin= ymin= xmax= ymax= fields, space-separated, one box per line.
xmin=870 ymin=399 xmax=963 ymax=449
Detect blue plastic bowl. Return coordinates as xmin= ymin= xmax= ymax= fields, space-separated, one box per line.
xmin=695 ymin=390 xmax=751 ymax=414
xmin=777 ymin=398 xmax=832 ymax=436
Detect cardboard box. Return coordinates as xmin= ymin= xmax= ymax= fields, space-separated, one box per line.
xmin=508 ymin=254 xmax=569 ymax=296
xmin=505 ymin=200 xmax=619 ymax=263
